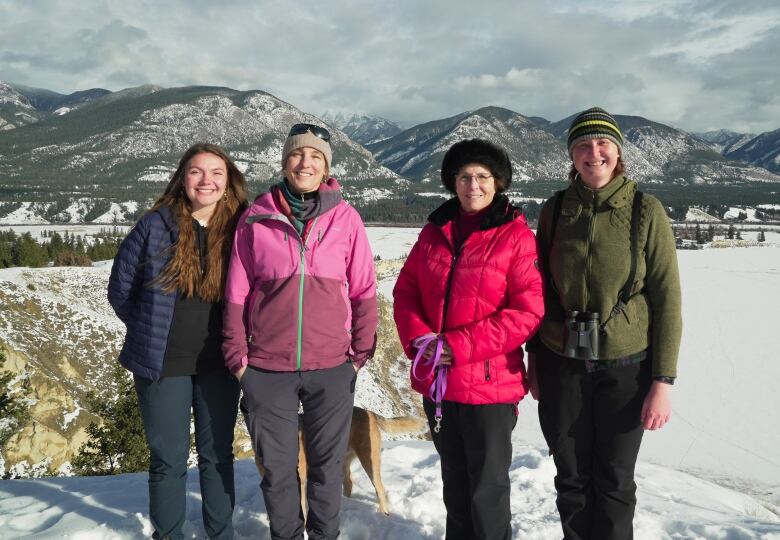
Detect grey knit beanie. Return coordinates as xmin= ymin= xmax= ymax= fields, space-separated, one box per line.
xmin=282 ymin=132 xmax=332 ymax=170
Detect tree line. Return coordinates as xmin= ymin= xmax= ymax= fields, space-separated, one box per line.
xmin=0 ymin=229 xmax=125 ymax=269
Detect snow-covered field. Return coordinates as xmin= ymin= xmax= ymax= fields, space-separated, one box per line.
xmin=1 ymin=228 xmax=779 ymax=539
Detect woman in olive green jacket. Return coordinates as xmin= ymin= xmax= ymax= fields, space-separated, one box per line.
xmin=527 ymin=107 xmax=682 ymax=540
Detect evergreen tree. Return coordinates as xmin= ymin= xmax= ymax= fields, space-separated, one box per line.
xmin=695 ymin=224 xmax=705 ymax=244
xmin=0 ymin=350 xmax=31 ymax=455
xmin=72 ymin=365 xmax=148 ymax=476
xmin=758 ymin=229 xmax=766 ymax=242
xmin=12 ymin=233 xmax=48 ymax=267
xmin=736 ymin=230 xmax=742 ymax=240
xmin=0 ymin=236 xmax=12 ymax=268
xmin=47 ymin=232 xmax=67 ymax=261
xmin=727 ymin=224 xmax=736 ymax=240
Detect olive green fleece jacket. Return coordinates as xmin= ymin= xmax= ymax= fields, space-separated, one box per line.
xmin=533 ymin=176 xmax=682 ymax=378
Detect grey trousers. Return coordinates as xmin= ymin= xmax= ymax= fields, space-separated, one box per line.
xmin=240 ymin=362 xmax=356 ymax=540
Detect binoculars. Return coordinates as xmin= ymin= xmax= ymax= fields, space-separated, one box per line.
xmin=563 ymin=310 xmax=601 ymax=360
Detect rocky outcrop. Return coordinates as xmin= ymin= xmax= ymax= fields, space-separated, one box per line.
xmin=0 ymin=261 xmax=423 ymax=475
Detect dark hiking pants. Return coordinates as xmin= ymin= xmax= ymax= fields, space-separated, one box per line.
xmin=135 ymin=370 xmax=240 ymax=540
xmin=423 ymin=397 xmax=518 ymax=540
xmin=536 ymin=346 xmax=652 ymax=540
xmin=240 ymin=362 xmax=356 ymax=540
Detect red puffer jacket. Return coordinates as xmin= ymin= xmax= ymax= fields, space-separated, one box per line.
xmin=393 ymin=195 xmax=544 ymax=405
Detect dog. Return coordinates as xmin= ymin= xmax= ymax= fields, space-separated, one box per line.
xmin=250 ymin=406 xmax=427 ymax=516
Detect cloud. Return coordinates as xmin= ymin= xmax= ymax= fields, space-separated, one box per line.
xmin=0 ymin=0 xmax=778 ymax=133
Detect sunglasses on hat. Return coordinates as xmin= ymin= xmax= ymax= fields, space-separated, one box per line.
xmin=287 ymin=123 xmax=331 ymax=143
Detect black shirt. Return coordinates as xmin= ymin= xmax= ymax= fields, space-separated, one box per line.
xmin=162 ymin=220 xmax=226 ymax=377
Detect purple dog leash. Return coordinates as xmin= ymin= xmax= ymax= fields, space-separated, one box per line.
xmin=412 ymin=335 xmax=448 ymax=433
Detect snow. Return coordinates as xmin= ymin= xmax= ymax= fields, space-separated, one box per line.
xmin=0 ymin=203 xmax=49 ymax=225
xmin=724 ymin=207 xmax=761 ymax=222
xmin=365 ymin=227 xmax=421 ymax=261
xmin=61 ymin=402 xmax=82 ymax=430
xmin=91 ymin=202 xmax=138 ymax=224
xmin=685 ymin=207 xmax=721 ymax=222
xmin=1 ymin=229 xmax=779 ymax=538
xmin=0 ymin=443 xmax=778 ymax=539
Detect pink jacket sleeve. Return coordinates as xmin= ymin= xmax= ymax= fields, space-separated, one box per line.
xmin=345 ymin=210 xmax=379 ymax=367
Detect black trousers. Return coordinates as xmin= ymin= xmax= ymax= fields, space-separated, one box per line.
xmin=240 ymin=362 xmax=356 ymax=540
xmin=134 ymin=371 xmax=240 ymax=540
xmin=536 ymin=347 xmax=652 ymax=540
xmin=423 ymin=397 xmax=518 ymax=540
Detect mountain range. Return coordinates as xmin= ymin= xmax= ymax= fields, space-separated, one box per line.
xmin=1 ymin=80 xmax=779 ymax=224
xmin=321 ymin=111 xmax=402 ymax=145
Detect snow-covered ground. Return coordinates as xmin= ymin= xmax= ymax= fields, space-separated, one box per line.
xmin=1 ymin=229 xmax=779 ymax=538
xmin=1 ymin=441 xmax=778 ymax=540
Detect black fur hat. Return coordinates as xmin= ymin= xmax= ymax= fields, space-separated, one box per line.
xmin=440 ymin=138 xmax=512 ymax=194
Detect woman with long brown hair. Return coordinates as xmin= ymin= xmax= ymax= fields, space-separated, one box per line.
xmin=108 ymin=142 xmax=248 ymax=540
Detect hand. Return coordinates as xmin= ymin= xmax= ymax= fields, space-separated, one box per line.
xmin=641 ymin=380 xmax=672 ymax=430
xmin=437 ymin=342 xmax=453 ymax=365
xmin=526 ymin=352 xmax=539 ymax=401
xmin=235 ymin=366 xmax=247 ymax=381
xmin=420 ymin=337 xmax=453 ymax=365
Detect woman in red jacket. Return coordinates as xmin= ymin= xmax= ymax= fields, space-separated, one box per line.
xmin=393 ymin=139 xmax=544 ymax=540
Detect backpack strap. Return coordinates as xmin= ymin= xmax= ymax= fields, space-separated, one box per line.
xmin=621 ymin=190 xmax=643 ymax=305
xmin=537 ymin=189 xmax=567 ymax=322
xmin=603 ymin=190 xmax=644 ymax=327
xmin=543 ymin=188 xmax=567 ymax=271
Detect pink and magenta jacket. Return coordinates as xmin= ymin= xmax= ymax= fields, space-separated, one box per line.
xmin=393 ymin=195 xmax=544 ymax=405
xmin=222 ymin=179 xmax=378 ymax=375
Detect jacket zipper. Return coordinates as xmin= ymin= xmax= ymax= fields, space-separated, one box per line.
xmin=297 ymin=241 xmax=305 ymax=370
xmin=439 ymin=252 xmax=459 ymax=331
xmin=484 ymin=359 xmax=491 ymax=381
xmin=440 ymin=223 xmax=467 ymax=332
xmin=585 ymin=196 xmax=596 ymax=309
xmin=295 ymin=216 xmax=319 ymax=370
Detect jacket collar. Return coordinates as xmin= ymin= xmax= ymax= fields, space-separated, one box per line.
xmin=572 ymin=175 xmax=636 ymax=209
xmin=428 ymin=193 xmax=522 ymax=230
xmin=156 ymin=205 xmax=179 ymax=235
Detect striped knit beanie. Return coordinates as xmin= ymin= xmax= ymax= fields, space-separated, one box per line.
xmin=566 ymin=107 xmax=623 ymax=157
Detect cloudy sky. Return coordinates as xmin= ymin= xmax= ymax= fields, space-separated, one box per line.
xmin=1 ymin=0 xmax=778 ymax=133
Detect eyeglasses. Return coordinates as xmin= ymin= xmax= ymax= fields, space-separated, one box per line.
xmin=288 ymin=123 xmax=331 ymax=143
xmin=456 ymin=174 xmax=494 ymax=185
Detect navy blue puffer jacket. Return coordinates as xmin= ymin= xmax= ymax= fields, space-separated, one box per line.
xmin=108 ymin=207 xmax=178 ymax=381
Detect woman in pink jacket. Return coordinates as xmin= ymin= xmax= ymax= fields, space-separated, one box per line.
xmin=393 ymin=139 xmax=544 ymax=540
xmin=222 ymin=124 xmax=378 ymax=540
